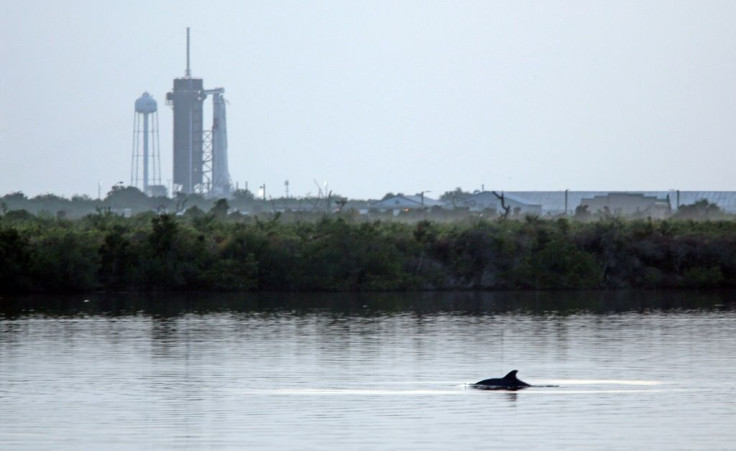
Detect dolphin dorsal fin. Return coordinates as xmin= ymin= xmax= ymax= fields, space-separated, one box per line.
xmin=503 ymin=370 xmax=518 ymax=380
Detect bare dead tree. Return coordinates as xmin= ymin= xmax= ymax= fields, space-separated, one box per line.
xmin=269 ymin=196 xmax=278 ymax=214
xmin=335 ymin=197 xmax=347 ymax=212
xmin=492 ymin=191 xmax=511 ymax=219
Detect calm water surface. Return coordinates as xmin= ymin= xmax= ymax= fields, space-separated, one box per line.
xmin=2 ymin=291 xmax=736 ymax=450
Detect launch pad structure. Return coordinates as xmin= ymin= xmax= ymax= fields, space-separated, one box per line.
xmin=166 ymin=28 xmax=232 ymax=197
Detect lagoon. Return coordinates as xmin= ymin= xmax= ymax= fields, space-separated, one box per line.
xmin=2 ymin=291 xmax=735 ymax=449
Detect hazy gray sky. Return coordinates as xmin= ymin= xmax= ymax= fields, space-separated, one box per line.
xmin=2 ymin=0 xmax=735 ymax=200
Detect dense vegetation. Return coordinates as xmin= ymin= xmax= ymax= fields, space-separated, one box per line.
xmin=2 ymin=204 xmax=735 ymax=293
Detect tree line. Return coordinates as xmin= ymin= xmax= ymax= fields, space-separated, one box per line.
xmin=2 ymin=205 xmax=736 ymax=293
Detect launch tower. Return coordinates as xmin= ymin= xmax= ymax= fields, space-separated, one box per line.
xmin=167 ymin=28 xmax=231 ymax=197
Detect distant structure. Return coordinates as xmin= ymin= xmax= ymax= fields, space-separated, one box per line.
xmin=166 ymin=27 xmax=231 ymax=197
xmin=371 ymin=194 xmax=443 ymax=215
xmin=131 ymin=92 xmax=165 ymax=196
xmin=578 ymin=192 xmax=670 ymax=218
xmin=208 ymin=89 xmax=232 ymax=197
xmin=452 ymin=191 xmax=736 ymax=216
xmin=459 ymin=191 xmax=542 ymax=216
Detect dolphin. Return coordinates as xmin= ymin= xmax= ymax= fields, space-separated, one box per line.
xmin=470 ymin=370 xmax=531 ymax=390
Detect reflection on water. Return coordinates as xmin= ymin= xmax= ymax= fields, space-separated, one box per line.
xmin=2 ymin=289 xmax=735 ymax=318
xmin=1 ymin=291 xmax=736 ymax=449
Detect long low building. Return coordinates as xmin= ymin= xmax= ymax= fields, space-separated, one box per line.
xmin=370 ymin=194 xmax=443 ymax=212
xmin=500 ymin=191 xmax=736 ymax=215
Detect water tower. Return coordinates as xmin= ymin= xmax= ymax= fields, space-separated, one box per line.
xmin=131 ymin=92 xmax=163 ymax=196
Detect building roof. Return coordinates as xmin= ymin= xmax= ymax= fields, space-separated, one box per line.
xmin=371 ymin=194 xmax=442 ymax=209
xmin=461 ymin=191 xmax=541 ymax=207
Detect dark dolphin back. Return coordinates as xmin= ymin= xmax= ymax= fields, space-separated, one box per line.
xmin=474 ymin=377 xmax=503 ymax=386
xmin=473 ymin=370 xmax=530 ymax=388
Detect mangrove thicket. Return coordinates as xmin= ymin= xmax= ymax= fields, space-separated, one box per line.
xmin=1 ymin=208 xmax=735 ymax=293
